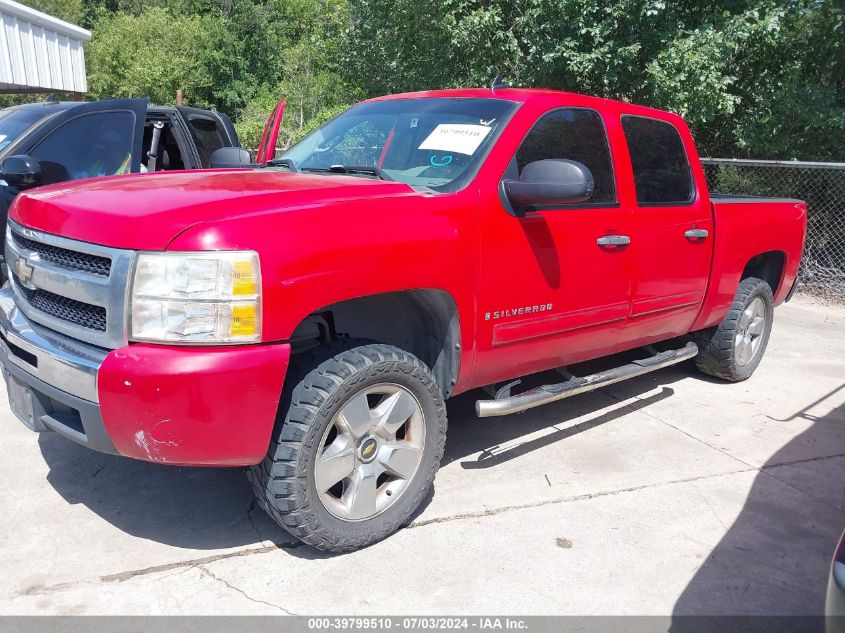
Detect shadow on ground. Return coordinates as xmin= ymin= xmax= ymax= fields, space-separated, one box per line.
xmin=37 ymin=352 xmax=696 ymax=555
xmin=443 ymin=355 xmax=699 ymax=469
xmin=672 ymin=387 xmax=845 ymax=623
xmin=38 ymin=432 xmax=296 ymax=550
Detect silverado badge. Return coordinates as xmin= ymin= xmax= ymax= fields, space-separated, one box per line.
xmin=485 ymin=304 xmax=553 ymax=321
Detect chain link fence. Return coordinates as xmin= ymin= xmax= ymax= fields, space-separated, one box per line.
xmin=701 ymin=158 xmax=845 ymax=302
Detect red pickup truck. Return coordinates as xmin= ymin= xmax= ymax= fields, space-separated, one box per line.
xmin=0 ymin=88 xmax=806 ymax=552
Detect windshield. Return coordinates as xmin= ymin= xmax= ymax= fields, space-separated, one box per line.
xmin=279 ymin=97 xmax=519 ymax=191
xmin=0 ymin=108 xmax=52 ymax=153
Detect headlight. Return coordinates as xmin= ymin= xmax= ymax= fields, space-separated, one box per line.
xmin=130 ymin=251 xmax=261 ymax=344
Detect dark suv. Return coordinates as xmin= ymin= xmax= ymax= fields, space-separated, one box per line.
xmin=0 ymin=97 xmax=241 ymax=257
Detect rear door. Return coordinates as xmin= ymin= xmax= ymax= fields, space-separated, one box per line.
xmin=255 ymin=98 xmax=286 ymax=164
xmin=23 ymin=98 xmax=148 ymax=184
xmin=177 ymin=106 xmax=239 ymax=168
xmin=616 ymin=114 xmax=713 ymax=347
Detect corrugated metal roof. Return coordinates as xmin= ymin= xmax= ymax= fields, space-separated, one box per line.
xmin=0 ymin=0 xmax=90 ymax=94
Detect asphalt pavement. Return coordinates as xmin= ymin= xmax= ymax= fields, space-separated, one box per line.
xmin=1 ymin=295 xmax=843 ymax=616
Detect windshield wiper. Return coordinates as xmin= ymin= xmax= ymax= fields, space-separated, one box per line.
xmin=266 ymin=158 xmax=299 ymax=172
xmin=301 ymin=165 xmax=393 ymax=181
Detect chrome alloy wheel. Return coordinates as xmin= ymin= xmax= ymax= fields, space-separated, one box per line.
xmin=735 ymin=296 xmax=767 ymax=366
xmin=314 ymin=383 xmax=426 ymax=521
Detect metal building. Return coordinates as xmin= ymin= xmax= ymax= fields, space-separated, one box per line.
xmin=0 ymin=0 xmax=90 ymax=94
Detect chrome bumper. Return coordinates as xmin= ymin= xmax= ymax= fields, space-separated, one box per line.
xmin=0 ymin=287 xmax=116 ymax=452
xmin=0 ymin=288 xmax=107 ymax=403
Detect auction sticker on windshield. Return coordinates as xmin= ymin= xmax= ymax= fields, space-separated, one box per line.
xmin=419 ymin=124 xmax=492 ymax=155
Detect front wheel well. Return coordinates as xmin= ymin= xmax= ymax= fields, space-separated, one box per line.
xmin=289 ymin=289 xmax=461 ymax=397
xmin=741 ymin=251 xmax=786 ymax=295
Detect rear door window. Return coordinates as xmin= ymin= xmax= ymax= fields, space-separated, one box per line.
xmin=622 ymin=116 xmax=694 ymax=205
xmin=184 ymin=115 xmax=228 ymax=168
xmin=515 ymin=108 xmax=616 ymax=204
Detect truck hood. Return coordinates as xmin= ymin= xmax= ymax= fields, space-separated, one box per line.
xmin=10 ymin=169 xmax=417 ymax=250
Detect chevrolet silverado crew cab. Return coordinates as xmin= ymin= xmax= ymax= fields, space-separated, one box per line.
xmin=0 ymin=88 xmax=806 ymax=552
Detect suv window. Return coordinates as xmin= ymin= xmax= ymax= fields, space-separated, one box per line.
xmin=515 ymin=108 xmax=616 ymax=204
xmin=186 ymin=115 xmax=227 ymax=168
xmin=622 ymin=116 xmax=694 ymax=205
xmin=32 ymin=111 xmax=135 ymax=184
xmin=0 ymin=108 xmax=53 ymax=153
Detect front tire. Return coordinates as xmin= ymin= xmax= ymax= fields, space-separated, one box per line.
xmin=693 ymin=276 xmax=774 ymax=382
xmin=248 ymin=341 xmax=447 ymax=552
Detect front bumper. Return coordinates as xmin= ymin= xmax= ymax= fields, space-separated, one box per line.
xmin=0 ymin=289 xmax=116 ymax=452
xmin=0 ymin=288 xmax=291 ymax=466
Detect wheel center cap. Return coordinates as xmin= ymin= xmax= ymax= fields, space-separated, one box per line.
xmin=358 ymin=436 xmax=379 ymax=463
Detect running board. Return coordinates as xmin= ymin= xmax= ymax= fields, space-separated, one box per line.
xmin=475 ymin=342 xmax=699 ymax=418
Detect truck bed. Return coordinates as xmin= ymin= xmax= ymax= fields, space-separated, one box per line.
xmin=710 ymin=193 xmax=804 ymax=205
xmin=690 ymin=194 xmax=807 ymax=332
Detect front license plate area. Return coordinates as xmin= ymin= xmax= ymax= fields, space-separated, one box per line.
xmin=3 ymin=370 xmax=38 ymax=431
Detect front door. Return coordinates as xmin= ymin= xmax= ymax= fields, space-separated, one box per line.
xmin=22 ymin=98 xmax=148 ymax=184
xmin=474 ymin=107 xmax=634 ymax=387
xmin=0 ymin=98 xmax=147 ymax=270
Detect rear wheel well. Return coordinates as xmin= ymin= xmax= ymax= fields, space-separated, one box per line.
xmin=741 ymin=251 xmax=785 ymax=295
xmin=289 ymin=289 xmax=461 ymax=397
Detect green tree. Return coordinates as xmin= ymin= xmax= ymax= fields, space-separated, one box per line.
xmin=21 ymin=0 xmax=85 ymax=23
xmin=340 ymin=0 xmax=845 ymax=160
xmin=85 ymin=7 xmax=242 ymax=111
xmin=10 ymin=0 xmax=845 ymax=161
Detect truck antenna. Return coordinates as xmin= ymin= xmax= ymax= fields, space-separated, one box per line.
xmin=491 ymin=75 xmax=508 ymax=92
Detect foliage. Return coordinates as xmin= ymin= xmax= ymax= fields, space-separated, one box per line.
xmin=9 ymin=0 xmax=845 ymax=160
xmin=234 ymin=89 xmax=282 ymax=151
xmin=85 ymin=8 xmax=236 ymax=110
xmin=340 ymin=0 xmax=845 ymax=160
xmin=21 ymin=0 xmax=85 ymax=24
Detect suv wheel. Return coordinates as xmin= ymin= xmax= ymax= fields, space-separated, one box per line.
xmin=693 ymin=276 xmax=774 ymax=382
xmin=248 ymin=341 xmax=447 ymax=552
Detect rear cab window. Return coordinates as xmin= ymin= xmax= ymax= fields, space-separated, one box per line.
xmin=514 ymin=107 xmax=616 ymax=205
xmin=621 ymin=115 xmax=694 ymax=205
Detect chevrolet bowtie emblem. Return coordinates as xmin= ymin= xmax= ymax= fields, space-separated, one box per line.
xmin=14 ymin=257 xmax=34 ymax=283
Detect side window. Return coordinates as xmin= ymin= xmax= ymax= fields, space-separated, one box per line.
xmin=186 ymin=116 xmax=227 ymax=168
xmin=515 ymin=108 xmax=616 ymax=204
xmin=622 ymin=116 xmax=694 ymax=205
xmin=32 ymin=111 xmax=135 ymax=184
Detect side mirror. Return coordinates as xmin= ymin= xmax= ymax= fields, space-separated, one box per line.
xmin=0 ymin=155 xmax=42 ymax=190
xmin=209 ymin=147 xmax=252 ymax=169
xmin=503 ymin=159 xmax=594 ymax=211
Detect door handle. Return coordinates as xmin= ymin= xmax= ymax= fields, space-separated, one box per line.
xmin=597 ymin=235 xmax=631 ymax=248
xmin=685 ymin=228 xmax=709 ymax=241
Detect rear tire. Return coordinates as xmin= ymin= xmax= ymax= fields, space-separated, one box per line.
xmin=248 ymin=341 xmax=447 ymax=553
xmin=693 ymin=276 xmax=774 ymax=382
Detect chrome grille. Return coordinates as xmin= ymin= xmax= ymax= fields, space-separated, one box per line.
xmin=5 ymin=220 xmax=134 ymax=349
xmin=12 ymin=276 xmax=107 ymax=331
xmin=10 ymin=231 xmax=112 ymax=277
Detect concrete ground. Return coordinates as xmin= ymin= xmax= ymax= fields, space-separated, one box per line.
xmin=0 ymin=296 xmax=843 ymax=616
